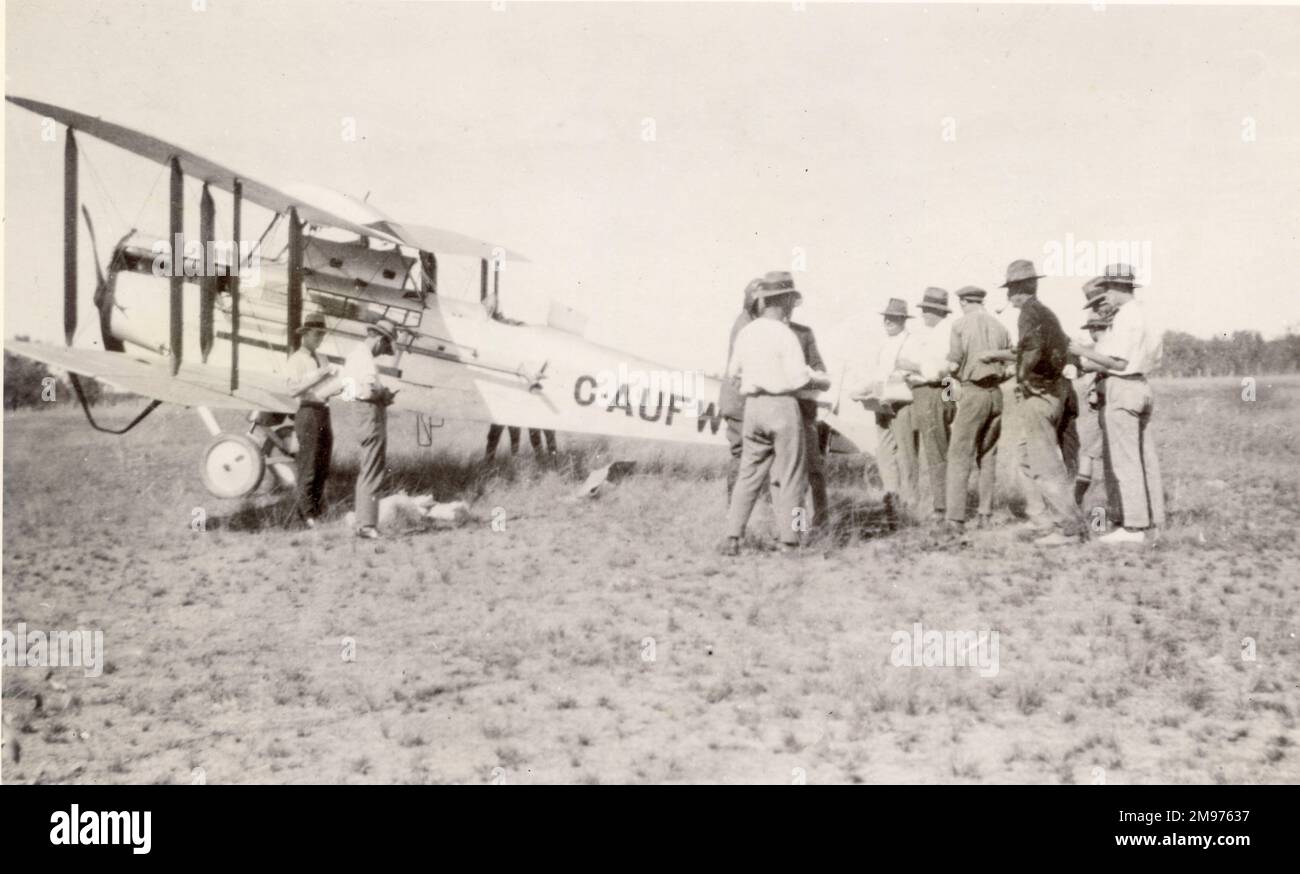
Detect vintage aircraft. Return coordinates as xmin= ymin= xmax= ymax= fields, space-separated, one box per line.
xmin=5 ymin=96 xmax=874 ymax=500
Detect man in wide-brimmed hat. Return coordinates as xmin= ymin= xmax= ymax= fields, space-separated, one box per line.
xmin=722 ymin=271 xmax=830 ymax=555
xmin=896 ymin=287 xmax=955 ymax=519
xmin=1070 ymin=263 xmax=1164 ymax=544
xmin=980 ymin=259 xmax=1085 ymax=545
xmin=285 ymin=315 xmax=340 ymax=528
xmin=942 ymin=286 xmax=1011 ymax=530
xmin=721 ymin=277 xmax=764 ymax=498
xmin=343 ymin=317 xmax=400 ymax=539
xmin=851 ymin=298 xmax=919 ymax=522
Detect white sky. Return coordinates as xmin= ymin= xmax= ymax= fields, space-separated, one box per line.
xmin=5 ymin=1 xmax=1299 ymax=377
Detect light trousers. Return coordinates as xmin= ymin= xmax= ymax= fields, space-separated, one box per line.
xmin=726 ymin=395 xmax=808 ymax=545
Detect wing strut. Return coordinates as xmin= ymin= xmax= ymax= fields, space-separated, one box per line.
xmin=199 ymin=182 xmax=216 ymax=361
xmin=287 ymin=206 xmax=303 ymax=353
xmin=67 ymin=373 xmax=163 ymax=435
xmin=168 ymin=155 xmax=183 ymax=374
xmin=479 ymin=257 xmax=488 ymax=302
xmin=230 ymin=179 xmax=241 ymax=391
xmin=64 ymin=128 xmax=78 ymax=346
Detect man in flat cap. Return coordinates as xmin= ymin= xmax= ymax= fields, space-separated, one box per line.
xmin=1071 ymin=264 xmax=1164 ymax=544
xmin=285 ymin=315 xmax=340 ymax=528
xmin=981 ymin=259 xmax=1085 ymax=544
xmin=343 ymin=317 xmax=400 ymax=539
xmin=851 ymin=298 xmax=919 ymax=523
xmin=897 ymin=287 xmax=955 ymax=520
xmin=722 ymin=272 xmax=831 ymax=555
xmin=721 ymin=278 xmax=763 ymax=499
xmin=943 ymin=286 xmax=1010 ymax=530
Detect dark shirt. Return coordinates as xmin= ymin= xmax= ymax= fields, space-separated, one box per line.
xmin=789 ymin=321 xmax=825 ymax=418
xmin=720 ymin=310 xmax=753 ymax=420
xmin=1016 ymin=296 xmax=1070 ymax=393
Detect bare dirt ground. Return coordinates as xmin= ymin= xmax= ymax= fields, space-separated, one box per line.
xmin=3 ymin=376 xmax=1297 ymax=784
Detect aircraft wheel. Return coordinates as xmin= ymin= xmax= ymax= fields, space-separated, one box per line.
xmin=200 ymin=432 xmax=266 ymax=498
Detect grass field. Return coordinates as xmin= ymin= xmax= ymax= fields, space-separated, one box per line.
xmin=3 ymin=376 xmax=1298 ymax=784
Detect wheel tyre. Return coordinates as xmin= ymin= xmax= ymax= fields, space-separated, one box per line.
xmin=200 ymin=431 xmax=266 ymax=498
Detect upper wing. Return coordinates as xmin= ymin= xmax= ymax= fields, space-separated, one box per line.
xmin=5 ymin=96 xmax=403 ymax=244
xmin=365 ymin=220 xmax=529 ymax=263
xmin=6 ymin=339 xmax=294 ymax=413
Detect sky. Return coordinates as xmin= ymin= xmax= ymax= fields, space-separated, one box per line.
xmin=5 ymin=0 xmax=1299 ymax=378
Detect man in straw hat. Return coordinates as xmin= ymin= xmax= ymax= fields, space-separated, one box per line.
xmin=721 ymin=277 xmax=764 ymax=498
xmin=285 ymin=315 xmax=340 ymax=528
xmin=722 ymin=271 xmax=831 ymax=555
xmin=897 ymin=287 xmax=956 ymax=520
xmin=942 ymin=286 xmax=1010 ymax=530
xmin=342 ymin=317 xmax=400 ymax=539
xmin=850 ymin=297 xmax=919 ymax=524
xmin=1070 ymin=264 xmax=1164 ymax=544
xmin=980 ymin=259 xmax=1086 ymax=545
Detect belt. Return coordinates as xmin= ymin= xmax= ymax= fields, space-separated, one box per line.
xmin=962 ymin=378 xmax=1001 ymax=389
xmin=745 ymin=389 xmax=799 ymax=398
xmin=298 ymin=401 xmax=328 ymax=410
xmin=1107 ymin=372 xmax=1147 ymax=381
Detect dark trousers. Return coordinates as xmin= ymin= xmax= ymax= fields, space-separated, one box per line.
xmin=487 ymin=425 xmax=557 ymax=458
xmin=294 ymin=405 xmax=333 ymax=520
xmin=945 ymin=383 xmax=1002 ymax=522
xmin=911 ymin=384 xmax=954 ymax=512
xmin=800 ymin=403 xmax=828 ymax=528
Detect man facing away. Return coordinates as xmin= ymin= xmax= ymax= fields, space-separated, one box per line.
xmin=722 ymin=271 xmax=831 ymax=555
xmin=981 ymin=260 xmax=1086 ymax=545
xmin=284 ymin=315 xmax=339 ymax=529
xmin=342 ymin=317 xmax=399 ymax=540
xmin=897 ymin=287 xmax=955 ymax=520
xmin=943 ymin=286 xmax=1010 ymax=531
xmin=1071 ymin=263 xmax=1164 ymax=544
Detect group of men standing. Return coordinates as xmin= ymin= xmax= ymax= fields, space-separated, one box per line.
xmin=720 ymin=259 xmax=1165 ymax=553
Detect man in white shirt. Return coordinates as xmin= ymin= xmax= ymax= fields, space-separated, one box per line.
xmin=897 ymin=287 xmax=955 ymax=519
xmin=1071 ymin=264 xmax=1164 ymax=543
xmin=342 ymin=317 xmax=399 ymax=539
xmin=285 ymin=316 xmax=339 ymax=528
xmin=722 ymin=271 xmax=830 ymax=555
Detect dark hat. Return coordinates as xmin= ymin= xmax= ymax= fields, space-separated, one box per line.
xmin=1000 ymin=259 xmax=1045 ymax=288
xmin=367 ymin=317 xmax=399 ymax=344
xmin=955 ymin=285 xmax=987 ymax=302
xmin=754 ymin=271 xmax=803 ymax=306
xmin=1099 ymin=263 xmax=1142 ymax=288
xmin=296 ymin=315 xmax=330 ymax=335
xmin=917 ymin=286 xmax=951 ymax=314
xmin=1082 ymin=276 xmax=1108 ymax=309
xmin=879 ymin=298 xmax=913 ymax=320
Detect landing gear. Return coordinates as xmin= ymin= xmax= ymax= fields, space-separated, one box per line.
xmin=194 ymin=406 xmax=298 ymax=499
xmin=200 ymin=432 xmax=265 ymax=498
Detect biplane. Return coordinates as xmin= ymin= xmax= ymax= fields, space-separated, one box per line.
xmin=5 ymin=96 xmax=873 ymax=500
